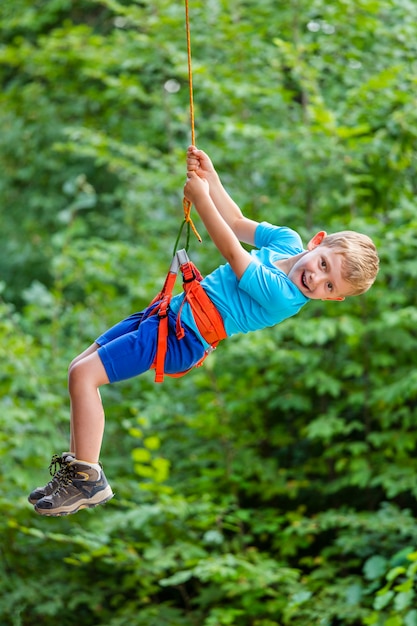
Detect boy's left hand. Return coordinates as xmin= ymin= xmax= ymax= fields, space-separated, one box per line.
xmin=184 ymin=171 xmax=209 ymax=204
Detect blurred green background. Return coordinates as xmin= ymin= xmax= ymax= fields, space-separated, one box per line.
xmin=1 ymin=1 xmax=417 ymax=624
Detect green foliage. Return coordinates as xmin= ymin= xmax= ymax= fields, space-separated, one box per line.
xmin=1 ymin=0 xmax=417 ymax=625
xmin=363 ymin=548 xmax=417 ymax=626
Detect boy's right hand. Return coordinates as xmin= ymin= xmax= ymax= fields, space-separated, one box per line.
xmin=186 ymin=145 xmax=216 ymax=180
xmin=184 ymin=170 xmax=210 ymax=205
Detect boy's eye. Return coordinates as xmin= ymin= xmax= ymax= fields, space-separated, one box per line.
xmin=321 ymin=259 xmax=327 ymax=269
xmin=327 ymin=282 xmax=333 ymax=291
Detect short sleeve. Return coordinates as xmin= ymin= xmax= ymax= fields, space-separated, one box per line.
xmin=255 ymin=222 xmax=304 ymax=255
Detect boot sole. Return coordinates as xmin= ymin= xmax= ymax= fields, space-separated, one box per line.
xmin=34 ymin=486 xmax=114 ymax=517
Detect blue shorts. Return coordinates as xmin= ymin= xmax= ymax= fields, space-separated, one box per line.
xmin=96 ymin=307 xmax=206 ymax=383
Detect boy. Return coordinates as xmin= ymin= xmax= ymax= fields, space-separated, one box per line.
xmin=28 ymin=146 xmax=379 ymax=516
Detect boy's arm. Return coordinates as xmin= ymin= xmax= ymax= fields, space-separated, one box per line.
xmin=184 ymin=171 xmax=252 ymax=280
xmin=186 ymin=146 xmax=259 ymax=246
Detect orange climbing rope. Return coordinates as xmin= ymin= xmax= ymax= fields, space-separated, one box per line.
xmin=173 ymin=0 xmax=202 ymax=255
xmin=185 ymin=0 xmax=196 ymax=150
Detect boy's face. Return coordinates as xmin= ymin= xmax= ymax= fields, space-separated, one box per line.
xmin=287 ymin=232 xmax=351 ymax=301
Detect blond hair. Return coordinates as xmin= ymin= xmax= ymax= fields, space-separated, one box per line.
xmin=321 ymin=231 xmax=379 ymax=296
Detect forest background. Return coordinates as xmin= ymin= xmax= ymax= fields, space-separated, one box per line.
xmin=1 ymin=0 xmax=417 ymax=625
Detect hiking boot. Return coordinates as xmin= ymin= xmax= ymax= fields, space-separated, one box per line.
xmin=28 ymin=452 xmax=75 ymax=505
xmin=34 ymin=459 xmax=114 ymax=517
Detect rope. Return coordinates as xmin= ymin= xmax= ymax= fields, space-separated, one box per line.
xmin=173 ymin=0 xmax=202 ymax=255
xmin=185 ymin=0 xmax=195 ymax=148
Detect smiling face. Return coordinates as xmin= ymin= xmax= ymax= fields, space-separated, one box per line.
xmin=286 ymin=232 xmax=352 ymax=301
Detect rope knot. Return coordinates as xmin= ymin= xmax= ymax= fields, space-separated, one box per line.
xmin=183 ymin=197 xmax=202 ymax=243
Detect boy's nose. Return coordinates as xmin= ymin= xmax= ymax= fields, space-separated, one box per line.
xmin=311 ymin=273 xmax=326 ymax=290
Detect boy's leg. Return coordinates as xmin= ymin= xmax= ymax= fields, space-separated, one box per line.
xmin=28 ymin=343 xmax=101 ymax=505
xmin=34 ymin=351 xmax=113 ymax=516
xmin=68 ymin=346 xmax=108 ymax=462
xmin=69 ymin=342 xmax=101 ymax=454
xmin=30 ymin=313 xmax=149 ymax=515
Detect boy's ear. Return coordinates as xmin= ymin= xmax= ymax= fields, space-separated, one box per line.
xmin=307 ymin=231 xmax=327 ymax=250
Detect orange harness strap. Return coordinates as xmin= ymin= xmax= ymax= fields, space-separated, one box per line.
xmin=150 ymin=249 xmax=226 ymax=383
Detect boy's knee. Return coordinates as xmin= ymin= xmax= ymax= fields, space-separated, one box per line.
xmin=68 ymin=360 xmax=82 ymax=392
xmin=68 ymin=353 xmax=109 ymax=393
xmin=68 ymin=358 xmax=78 ymax=376
xmin=68 ymin=343 xmax=100 ymax=378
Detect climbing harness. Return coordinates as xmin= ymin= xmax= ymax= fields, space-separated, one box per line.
xmin=148 ymin=249 xmax=227 ymax=383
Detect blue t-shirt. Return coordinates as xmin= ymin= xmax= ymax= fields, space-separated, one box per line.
xmin=169 ymin=221 xmax=309 ymax=347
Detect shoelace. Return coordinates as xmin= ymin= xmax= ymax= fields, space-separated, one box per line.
xmin=46 ymin=463 xmax=77 ymax=496
xmin=48 ymin=454 xmax=65 ymax=476
xmin=54 ymin=463 xmax=76 ymax=487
